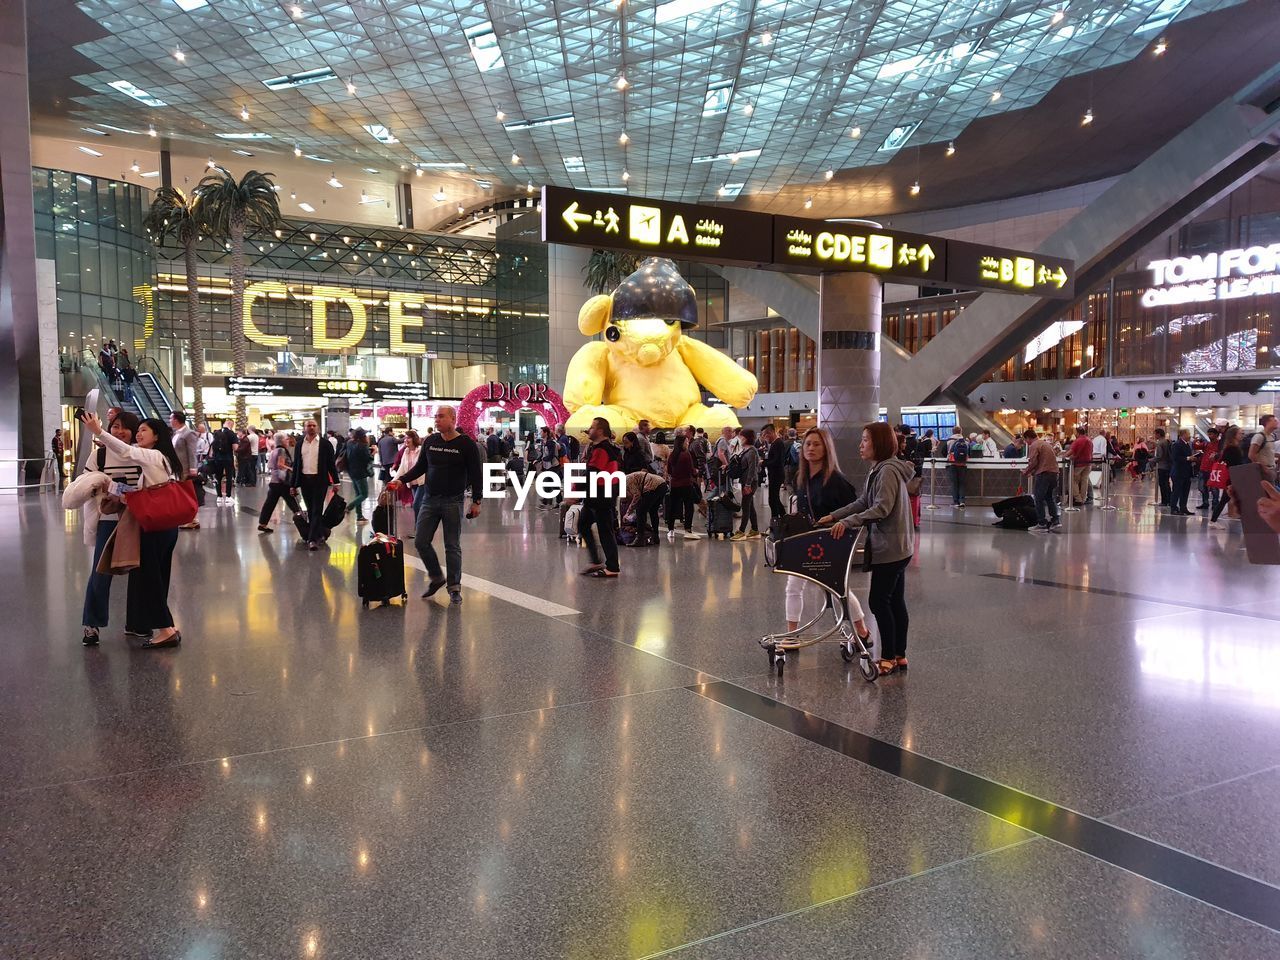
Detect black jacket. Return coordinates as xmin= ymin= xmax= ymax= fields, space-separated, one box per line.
xmin=765 ymin=437 xmax=789 ymax=474
xmin=292 ymin=434 xmax=340 ymax=486
xmin=795 ymin=469 xmax=859 ymax=520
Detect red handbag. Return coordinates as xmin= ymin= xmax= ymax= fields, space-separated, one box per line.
xmin=1208 ymin=459 xmax=1230 ymax=490
xmin=125 ymin=478 xmax=199 ymax=531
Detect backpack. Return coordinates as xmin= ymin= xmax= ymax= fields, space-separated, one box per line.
xmin=787 ymin=441 xmax=800 ymax=467
xmin=726 ymin=451 xmax=745 ymax=481
xmin=566 ymin=434 xmax=581 ymax=461
xmin=948 ymin=438 xmax=968 ymax=464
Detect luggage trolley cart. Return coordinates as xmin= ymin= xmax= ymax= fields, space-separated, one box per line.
xmin=761 ymin=526 xmax=878 ymax=681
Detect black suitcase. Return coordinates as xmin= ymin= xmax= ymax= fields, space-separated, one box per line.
xmin=371 ymin=491 xmax=394 ymax=535
xmin=358 ymin=534 xmax=407 ymax=606
xmin=506 ymin=456 xmax=525 ymax=484
xmin=707 ymin=497 xmax=735 ymax=539
xmin=992 ymin=493 xmax=1037 ymax=530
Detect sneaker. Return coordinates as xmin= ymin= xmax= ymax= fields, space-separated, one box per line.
xmin=730 ymin=532 xmax=748 ymax=541
xmin=957 ymin=503 xmax=966 ymax=509
xmin=683 ymin=532 xmax=701 ymax=540
xmin=1028 ymin=525 xmax=1049 ymax=534
xmin=747 ymin=530 xmax=763 ymax=539
xmin=422 ymin=575 xmax=447 ymax=598
xmin=667 ymin=530 xmax=677 ymax=541
xmin=82 ymin=627 xmax=100 ymax=646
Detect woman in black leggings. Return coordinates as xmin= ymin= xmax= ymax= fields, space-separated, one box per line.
xmin=1210 ymin=425 xmax=1246 ymax=524
xmin=822 ymin=422 xmax=917 ymax=676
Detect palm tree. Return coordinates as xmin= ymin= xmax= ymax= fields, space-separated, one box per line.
xmin=583 ymin=249 xmax=639 ymax=295
xmin=196 ymin=168 xmax=281 ymax=428
xmin=144 ymin=187 xmax=207 ymax=426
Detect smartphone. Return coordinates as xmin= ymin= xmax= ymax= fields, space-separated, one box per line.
xmin=1228 ymin=464 xmax=1280 ymax=565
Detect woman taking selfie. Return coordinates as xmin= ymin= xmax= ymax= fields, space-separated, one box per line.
xmin=821 ymin=422 xmax=916 ymax=675
xmin=81 ymin=413 xmax=185 ymax=648
xmin=788 ymin=427 xmax=872 ymax=644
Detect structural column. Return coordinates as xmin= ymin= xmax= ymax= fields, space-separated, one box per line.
xmin=547 ymin=244 xmax=591 ymax=394
xmin=818 ymin=271 xmax=882 ymax=477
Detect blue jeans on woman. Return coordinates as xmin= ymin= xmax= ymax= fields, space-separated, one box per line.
xmin=83 ymin=518 xmax=118 ymax=628
xmin=348 ymin=473 xmax=369 ymax=520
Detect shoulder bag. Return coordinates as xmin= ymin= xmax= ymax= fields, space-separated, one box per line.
xmin=124 ymin=478 xmax=198 ymax=532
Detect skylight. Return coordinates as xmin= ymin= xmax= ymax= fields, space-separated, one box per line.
xmin=298 ymin=202 xmax=316 ymax=213
xmin=691 ymin=148 xmax=762 ymax=164
xmin=655 ymin=0 xmax=729 ymax=24
xmin=96 ymin=123 xmax=142 ymax=134
xmin=215 ymin=132 xmax=272 ymax=140
xmin=172 ymin=0 xmax=208 ymax=10
xmin=464 ymin=22 xmax=504 ymax=72
xmin=231 ymin=149 xmax=254 ymax=156
xmin=563 ymin=156 xmax=586 ymax=173
xmin=878 ymin=122 xmax=920 ymax=152
xmin=503 ymin=114 xmax=574 ymax=131
xmin=363 ymin=124 xmax=399 ymax=145
xmin=718 ymin=183 xmax=744 ymax=198
xmin=107 ymin=80 xmax=167 ymax=107
xmin=416 ymin=161 xmax=468 ymax=169
xmin=262 ymin=67 xmax=337 ymax=90
xmin=703 ymin=80 xmax=734 ymax=117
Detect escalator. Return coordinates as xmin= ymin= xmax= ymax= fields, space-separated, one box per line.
xmin=79 ymin=349 xmax=150 ymax=420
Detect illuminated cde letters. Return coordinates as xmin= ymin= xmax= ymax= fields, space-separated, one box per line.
xmin=813 ymin=231 xmax=895 ymax=270
xmin=1143 ymin=243 xmax=1280 ymax=308
xmin=480 ymin=462 xmax=624 ymax=509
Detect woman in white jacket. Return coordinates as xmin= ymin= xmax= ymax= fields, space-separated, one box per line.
xmin=81 ymin=412 xmax=186 ymax=649
xmin=393 ymin=430 xmax=425 ymax=517
xmin=64 ymin=411 xmax=141 ymax=645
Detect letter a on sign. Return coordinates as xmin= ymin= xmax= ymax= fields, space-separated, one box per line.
xmin=667 ymin=215 xmax=689 ymax=245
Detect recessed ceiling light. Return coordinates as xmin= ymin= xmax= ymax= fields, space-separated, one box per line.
xmin=824 ymin=169 xmax=834 ymax=180
xmin=303 ymin=155 xmax=332 ymax=162
xmin=107 ymin=79 xmax=167 ymax=107
xmin=362 ymin=167 xmax=379 ymax=174
xmin=172 ymin=0 xmax=208 ymax=10
xmin=510 ymin=152 xmax=521 ymax=164
xmin=77 ymin=145 xmax=103 ymax=157
xmin=263 ymin=67 xmax=336 ymax=90
xmin=465 ymin=21 xmax=505 ymax=72
xmin=415 ymin=161 xmax=468 ymax=169
xmin=327 ymin=176 xmax=343 ymax=188
xmin=359 ymin=195 xmax=384 ymax=205
xmin=231 ymin=148 xmax=254 ymax=156
xmin=139 ymin=171 xmax=160 ymax=178
xmin=363 ymin=124 xmax=399 ymax=144
xmin=298 ymin=202 xmax=315 ymax=213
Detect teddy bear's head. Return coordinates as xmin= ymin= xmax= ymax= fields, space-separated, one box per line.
xmin=578 ymin=258 xmax=697 ymax=368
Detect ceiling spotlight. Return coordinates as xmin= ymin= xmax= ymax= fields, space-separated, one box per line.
xmin=293 ymin=145 xmax=302 ymax=157
xmin=803 ymin=196 xmax=812 ymax=210
xmin=909 ymin=180 xmax=921 ymax=196
xmin=415 ymin=167 xmax=423 ymax=177
xmin=289 ymin=191 xmax=296 ymax=199
xmin=759 ymin=30 xmax=773 ymax=45
xmin=824 ymin=169 xmax=834 ymax=181
xmin=457 ymin=204 xmax=464 ymax=214
xmin=240 ymin=106 xmax=250 ymax=121
xmin=433 ymin=187 xmax=446 ymax=202
xmin=290 ymin=4 xmax=302 ymax=17
xmin=991 ymin=90 xmax=1002 ymax=102
xmin=148 ymin=126 xmax=157 ymax=137
xmin=945 ymin=140 xmax=956 ymax=156
xmin=495 ymin=110 xmax=506 ymax=121
xmin=849 ymin=126 xmax=861 ymax=139
xmin=526 ymin=181 xmax=535 ymax=193
xmin=174 ymin=48 xmax=186 ymax=62
xmin=327 ymin=176 xmax=343 ymax=188
xmin=615 ymin=75 xmax=630 ymax=91
xmin=346 ymin=82 xmax=357 ymax=94
xmin=1082 ymin=108 xmax=1094 ymax=126
xmin=206 ymin=158 xmax=215 ymax=168
xmin=716 ymin=185 xmax=727 ymax=197
xmin=511 ymin=152 xmax=521 ymax=164
xmin=621 ymin=170 xmax=630 ymax=182
xmin=1153 ymin=38 xmax=1168 ymax=55
xmin=743 ymin=103 xmax=754 ymax=116
xmin=1051 ymin=9 xmax=1065 ymax=24
xmin=619 ymin=131 xmax=630 ymax=145
xmin=130 ymin=160 xmax=140 ymax=173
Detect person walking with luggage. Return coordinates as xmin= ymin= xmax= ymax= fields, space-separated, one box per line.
xmin=945 ymin=426 xmax=968 ymax=507
xmin=170 ymin=410 xmax=203 ymax=527
xmin=788 ymin=427 xmax=873 ymax=646
xmin=257 ymin=434 xmax=300 ymax=532
xmin=394 ymin=430 xmax=426 ymax=518
xmin=64 ymin=411 xmax=141 ymax=645
xmin=343 ymin=429 xmax=374 ymax=524
xmin=731 ymin=428 xmax=762 ymax=540
xmin=292 ymin=419 xmax=340 ymax=551
xmin=80 ymin=412 xmax=185 ymax=648
xmin=1170 ymin=428 xmax=1195 ymax=515
xmin=387 ymin=405 xmax=483 ymax=604
xmin=823 ymin=422 xmax=916 ymax=677
xmin=1022 ymin=430 xmax=1061 ymax=532
xmin=209 ymin=419 xmax=237 ymax=505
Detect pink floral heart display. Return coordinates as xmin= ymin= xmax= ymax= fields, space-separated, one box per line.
xmin=457 ymin=383 xmax=570 ymax=438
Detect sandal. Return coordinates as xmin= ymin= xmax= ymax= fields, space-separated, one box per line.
xmin=895 ymin=657 xmax=908 ymax=672
xmin=877 ymin=659 xmax=898 ymax=676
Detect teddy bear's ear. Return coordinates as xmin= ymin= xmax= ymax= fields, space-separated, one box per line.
xmin=578 ymin=295 xmax=613 ymax=336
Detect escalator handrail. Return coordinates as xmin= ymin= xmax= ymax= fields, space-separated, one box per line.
xmin=79 ymin=349 xmax=157 ymax=419
xmin=135 ymin=357 xmax=185 ymax=416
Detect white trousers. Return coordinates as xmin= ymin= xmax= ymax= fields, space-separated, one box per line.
xmin=785 ymin=574 xmax=865 ymax=624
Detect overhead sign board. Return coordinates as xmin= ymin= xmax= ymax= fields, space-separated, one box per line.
xmin=541 ymin=185 xmax=772 ymax=266
xmin=540 ymin=185 xmax=1076 ymax=299
xmin=1172 ymin=376 xmax=1280 ymax=395
xmin=772 ymin=216 xmax=947 ymax=284
xmin=224 ymin=376 xmax=431 ymax=401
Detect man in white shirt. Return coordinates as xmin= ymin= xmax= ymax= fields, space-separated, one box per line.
xmin=291 ymin=420 xmax=340 ymax=550
xmin=246 ymin=426 xmax=260 ymax=476
xmin=980 ymin=430 xmax=999 ymax=459
xmin=1249 ymin=414 xmax=1277 ymax=484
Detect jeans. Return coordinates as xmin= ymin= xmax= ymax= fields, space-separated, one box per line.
xmin=259 ymin=481 xmax=300 ymax=525
xmin=1171 ymin=473 xmax=1192 ymax=513
xmin=82 ymin=518 xmax=118 ymax=628
xmin=1032 ymin=471 xmax=1059 ymax=527
xmin=635 ymin=483 xmax=667 ymax=539
xmin=416 ymin=494 xmax=464 ymax=589
xmin=412 ymin=484 xmax=427 ymax=520
xmin=949 ymin=465 xmax=966 ymax=504
xmin=348 ymin=473 xmax=369 ymax=520
xmin=579 ymin=499 xmax=619 ymax=572
xmin=1156 ymin=468 xmax=1172 ymax=505
xmin=1198 ymin=473 xmax=1210 ymax=506
xmin=868 ymin=558 xmax=910 ymax=660
xmin=211 ymin=458 xmax=234 ymax=498
xmin=126 ymin=527 xmax=179 ymax=632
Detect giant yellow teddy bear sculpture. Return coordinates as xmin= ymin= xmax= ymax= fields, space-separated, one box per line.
xmin=564 ymin=257 xmax=758 ymax=433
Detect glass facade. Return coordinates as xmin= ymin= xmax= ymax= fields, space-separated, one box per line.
xmin=495 ymin=215 xmax=549 ymax=384
xmin=33 ymin=168 xmax=153 ymax=371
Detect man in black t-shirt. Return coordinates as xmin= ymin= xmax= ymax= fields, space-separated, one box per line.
xmin=209 ymin=419 xmax=238 ymax=504
xmin=388 ymin=405 xmax=482 ymax=605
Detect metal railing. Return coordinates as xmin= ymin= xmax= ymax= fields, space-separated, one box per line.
xmin=0 ymin=457 xmax=60 ymax=493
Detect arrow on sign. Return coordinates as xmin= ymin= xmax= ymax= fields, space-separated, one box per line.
xmin=1050 ymin=267 xmax=1068 ymax=288
xmin=562 ymin=202 xmax=593 ymax=232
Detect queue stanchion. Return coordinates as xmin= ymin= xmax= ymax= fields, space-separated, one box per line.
xmin=1062 ymin=457 xmax=1081 ymax=512
xmin=925 ymin=457 xmax=940 ymax=511
xmin=1101 ymin=455 xmax=1117 ymax=511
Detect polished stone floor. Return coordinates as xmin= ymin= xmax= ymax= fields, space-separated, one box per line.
xmin=4 ymin=473 xmax=1279 ymax=958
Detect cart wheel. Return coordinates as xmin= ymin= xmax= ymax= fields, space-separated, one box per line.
xmin=840 ymin=640 xmax=856 ymax=662
xmin=774 ymin=651 xmax=786 ymax=676
xmin=858 ymin=655 xmax=879 ymax=683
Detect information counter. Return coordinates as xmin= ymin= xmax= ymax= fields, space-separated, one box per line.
xmin=919 ymin=457 xmax=1030 ymax=505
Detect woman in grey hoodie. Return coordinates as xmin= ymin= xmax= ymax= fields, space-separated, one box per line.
xmin=822 ymin=421 xmax=916 ymax=676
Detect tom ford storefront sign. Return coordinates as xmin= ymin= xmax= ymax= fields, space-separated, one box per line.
xmin=1142 ymin=244 xmax=1280 ymax=307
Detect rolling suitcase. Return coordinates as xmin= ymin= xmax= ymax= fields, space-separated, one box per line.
xmin=992 ymin=493 xmax=1037 ymax=530
xmin=506 ymin=455 xmax=526 ymax=484
xmin=358 ymin=501 xmax=407 ymax=607
xmin=371 ymin=491 xmax=394 ymax=536
xmin=706 ymin=497 xmax=735 ymax=539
